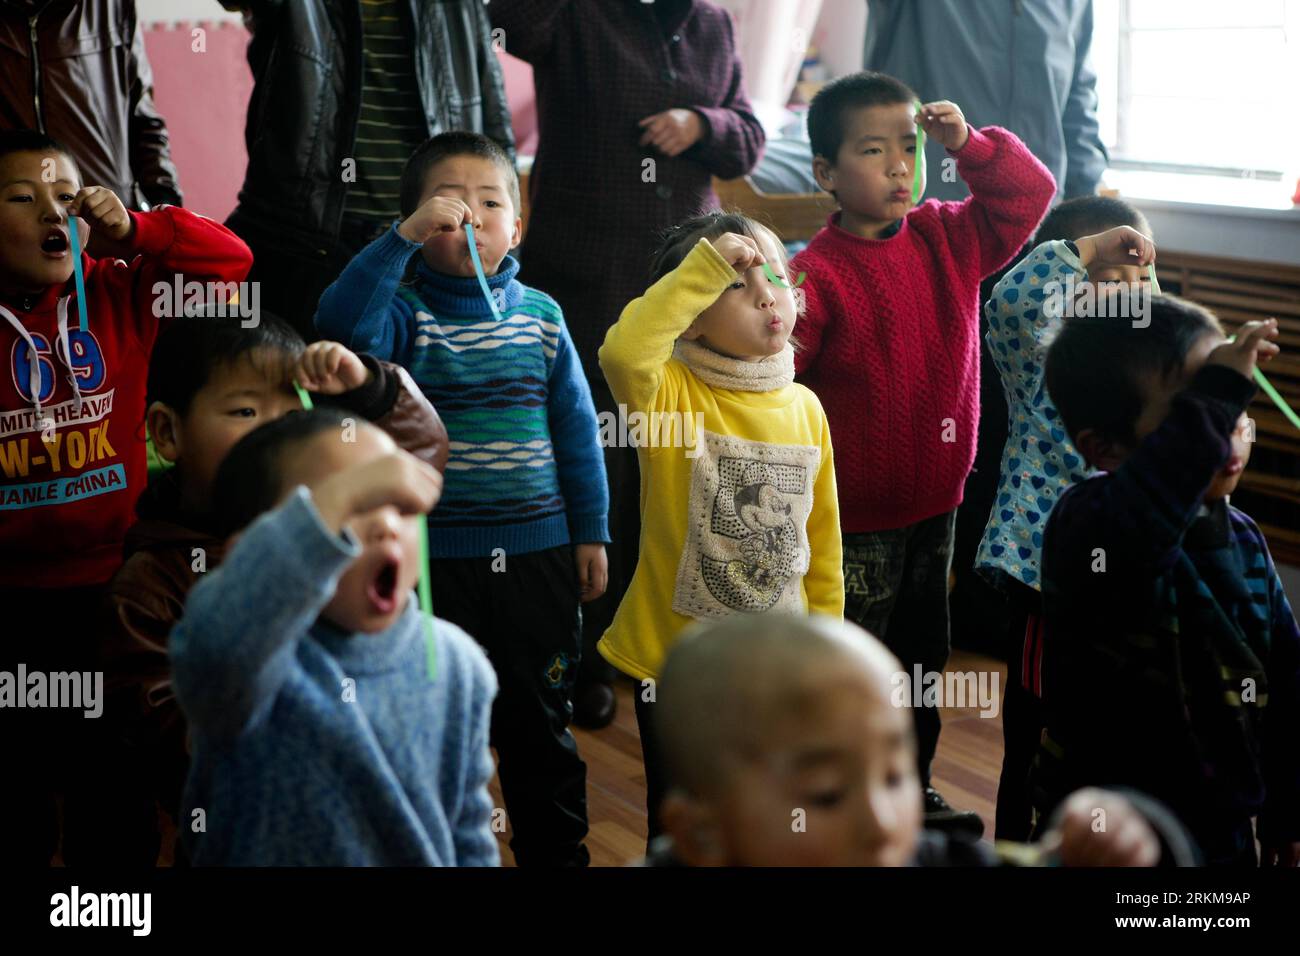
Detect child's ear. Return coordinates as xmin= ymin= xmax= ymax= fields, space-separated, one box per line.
xmin=1075 ymin=428 xmax=1122 ymax=473
xmin=681 ymin=320 xmax=704 ymax=342
xmin=812 ymin=155 xmax=837 ymax=194
xmin=147 ymin=401 xmax=183 ymax=463
xmin=659 ymin=791 xmax=727 ymax=867
xmin=509 ymin=216 xmax=523 ymax=250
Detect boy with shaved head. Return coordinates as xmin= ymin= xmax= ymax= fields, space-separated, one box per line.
xmin=647 ymin=615 xmax=1193 ymax=867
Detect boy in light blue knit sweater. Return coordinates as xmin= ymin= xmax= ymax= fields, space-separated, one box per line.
xmin=172 ymin=410 xmax=498 ymax=866
xmin=315 ymin=132 xmax=608 ymax=866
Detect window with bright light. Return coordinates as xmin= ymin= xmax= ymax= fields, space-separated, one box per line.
xmin=1091 ymin=0 xmax=1300 ymax=181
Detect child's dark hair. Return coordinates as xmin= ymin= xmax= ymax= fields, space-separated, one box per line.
xmin=1045 ymin=294 xmax=1224 ymax=451
xmin=146 ymin=309 xmax=305 ymax=416
xmin=807 ymin=71 xmax=918 ymax=163
xmin=0 ymin=129 xmax=78 ymax=175
xmin=1034 ymin=196 xmax=1151 ymax=246
xmin=213 ymin=408 xmax=359 ymax=535
xmin=649 ymin=211 xmax=782 ymax=283
xmin=399 ymin=131 xmax=519 ymax=218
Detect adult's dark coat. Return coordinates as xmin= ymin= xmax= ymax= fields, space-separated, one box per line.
xmin=220 ymin=0 xmax=514 ymax=254
xmin=489 ymin=0 xmax=765 ymax=378
xmin=0 ymin=0 xmax=182 ymax=209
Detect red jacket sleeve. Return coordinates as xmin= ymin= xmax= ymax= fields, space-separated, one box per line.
xmin=86 ymin=206 xmax=254 ymax=346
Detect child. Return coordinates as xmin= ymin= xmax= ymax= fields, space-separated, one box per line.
xmin=647 ymin=614 xmax=1188 ymax=867
xmin=103 ymin=311 xmax=447 ymax=859
xmin=0 ymin=129 xmax=252 ymax=865
xmin=171 ymin=409 xmax=497 ymax=866
xmin=977 ymin=198 xmax=1156 ymax=840
xmin=315 ymin=131 xmax=609 ymax=867
xmin=1037 ymin=297 xmax=1299 ymax=867
xmin=791 ymin=73 xmax=1057 ymax=834
xmin=597 ymin=212 xmax=844 ymax=840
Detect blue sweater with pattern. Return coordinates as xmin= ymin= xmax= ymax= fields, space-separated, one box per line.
xmin=171 ymin=487 xmax=500 ymax=866
xmin=315 ymin=225 xmax=609 ymax=558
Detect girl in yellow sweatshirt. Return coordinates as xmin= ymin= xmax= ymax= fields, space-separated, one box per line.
xmin=598 ymin=212 xmax=844 ymax=837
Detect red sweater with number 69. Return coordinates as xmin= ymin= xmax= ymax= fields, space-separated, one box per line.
xmin=0 ymin=206 xmax=253 ymax=589
xmin=793 ymin=126 xmax=1055 ymax=533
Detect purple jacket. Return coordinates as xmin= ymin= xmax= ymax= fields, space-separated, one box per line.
xmin=489 ymin=0 xmax=765 ymax=378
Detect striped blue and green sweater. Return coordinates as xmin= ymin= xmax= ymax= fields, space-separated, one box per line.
xmin=314 ymin=225 xmax=609 ymax=558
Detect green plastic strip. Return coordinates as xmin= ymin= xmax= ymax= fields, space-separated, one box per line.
xmin=418 ymin=519 xmax=437 ymax=681
xmin=1255 ymin=366 xmax=1300 ymax=432
xmin=912 ymin=101 xmax=927 ymax=206
xmin=293 ymin=381 xmax=314 ymax=410
xmin=761 ymin=263 xmax=806 ymax=289
xmin=1224 ymin=334 xmax=1300 ymax=433
xmin=67 ymin=216 xmax=88 ymax=332
xmin=1148 ymin=262 xmax=1161 ymax=295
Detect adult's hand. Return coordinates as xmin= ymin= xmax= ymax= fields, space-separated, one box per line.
xmin=638 ymin=109 xmax=705 ymax=157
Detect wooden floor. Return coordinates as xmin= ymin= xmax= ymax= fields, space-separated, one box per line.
xmin=489 ymin=650 xmax=1008 ymax=866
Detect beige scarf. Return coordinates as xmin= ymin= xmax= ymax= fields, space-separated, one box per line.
xmin=672 ymin=340 xmax=796 ymax=392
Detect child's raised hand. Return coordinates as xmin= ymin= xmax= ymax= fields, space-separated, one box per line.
xmin=710 ymin=232 xmax=766 ymax=275
xmin=575 ymin=543 xmax=608 ymax=603
xmin=1079 ymin=226 xmax=1156 ymax=269
xmin=398 ymin=196 xmax=479 ymax=245
xmin=916 ymin=100 xmax=969 ymax=152
xmin=70 ymin=185 xmax=133 ymax=243
xmin=295 ymin=341 xmax=370 ymax=395
xmin=312 ymin=450 xmax=442 ymax=534
xmin=1050 ymin=788 xmax=1160 ymax=867
xmin=1208 ymin=319 xmax=1280 ymax=381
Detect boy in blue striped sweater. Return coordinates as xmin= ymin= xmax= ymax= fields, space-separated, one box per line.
xmin=1037 ymin=297 xmax=1299 ymax=867
xmin=315 ymin=132 xmax=609 ymax=867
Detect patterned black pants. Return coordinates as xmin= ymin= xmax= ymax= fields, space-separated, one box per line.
xmin=842 ymin=510 xmax=957 ymax=786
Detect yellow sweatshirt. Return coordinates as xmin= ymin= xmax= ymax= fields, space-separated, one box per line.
xmin=596 ymin=239 xmax=844 ymax=681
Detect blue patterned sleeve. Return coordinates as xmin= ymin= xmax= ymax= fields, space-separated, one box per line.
xmin=985 ymin=239 xmax=1086 ymax=393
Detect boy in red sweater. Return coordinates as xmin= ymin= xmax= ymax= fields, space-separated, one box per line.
xmin=792 ymin=73 xmax=1055 ymax=836
xmin=0 ymin=130 xmax=252 ymax=864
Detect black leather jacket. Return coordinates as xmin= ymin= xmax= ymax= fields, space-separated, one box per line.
xmin=0 ymin=0 xmax=182 ymax=209
xmin=221 ymin=0 xmax=514 ymax=253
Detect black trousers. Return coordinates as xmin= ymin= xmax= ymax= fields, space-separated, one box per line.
xmin=994 ymin=580 xmax=1046 ymax=841
xmin=842 ymin=510 xmax=957 ymax=787
xmin=429 ymin=545 xmax=590 ymax=866
xmin=633 ymin=687 xmax=669 ymax=846
xmin=0 ymin=586 xmax=159 ymax=867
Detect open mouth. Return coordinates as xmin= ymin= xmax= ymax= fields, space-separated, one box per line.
xmin=41 ymin=230 xmax=69 ymax=255
xmin=365 ymin=557 xmax=400 ymax=615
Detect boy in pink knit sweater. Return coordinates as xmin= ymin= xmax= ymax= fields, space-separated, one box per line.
xmin=792 ymin=72 xmax=1056 ymax=836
